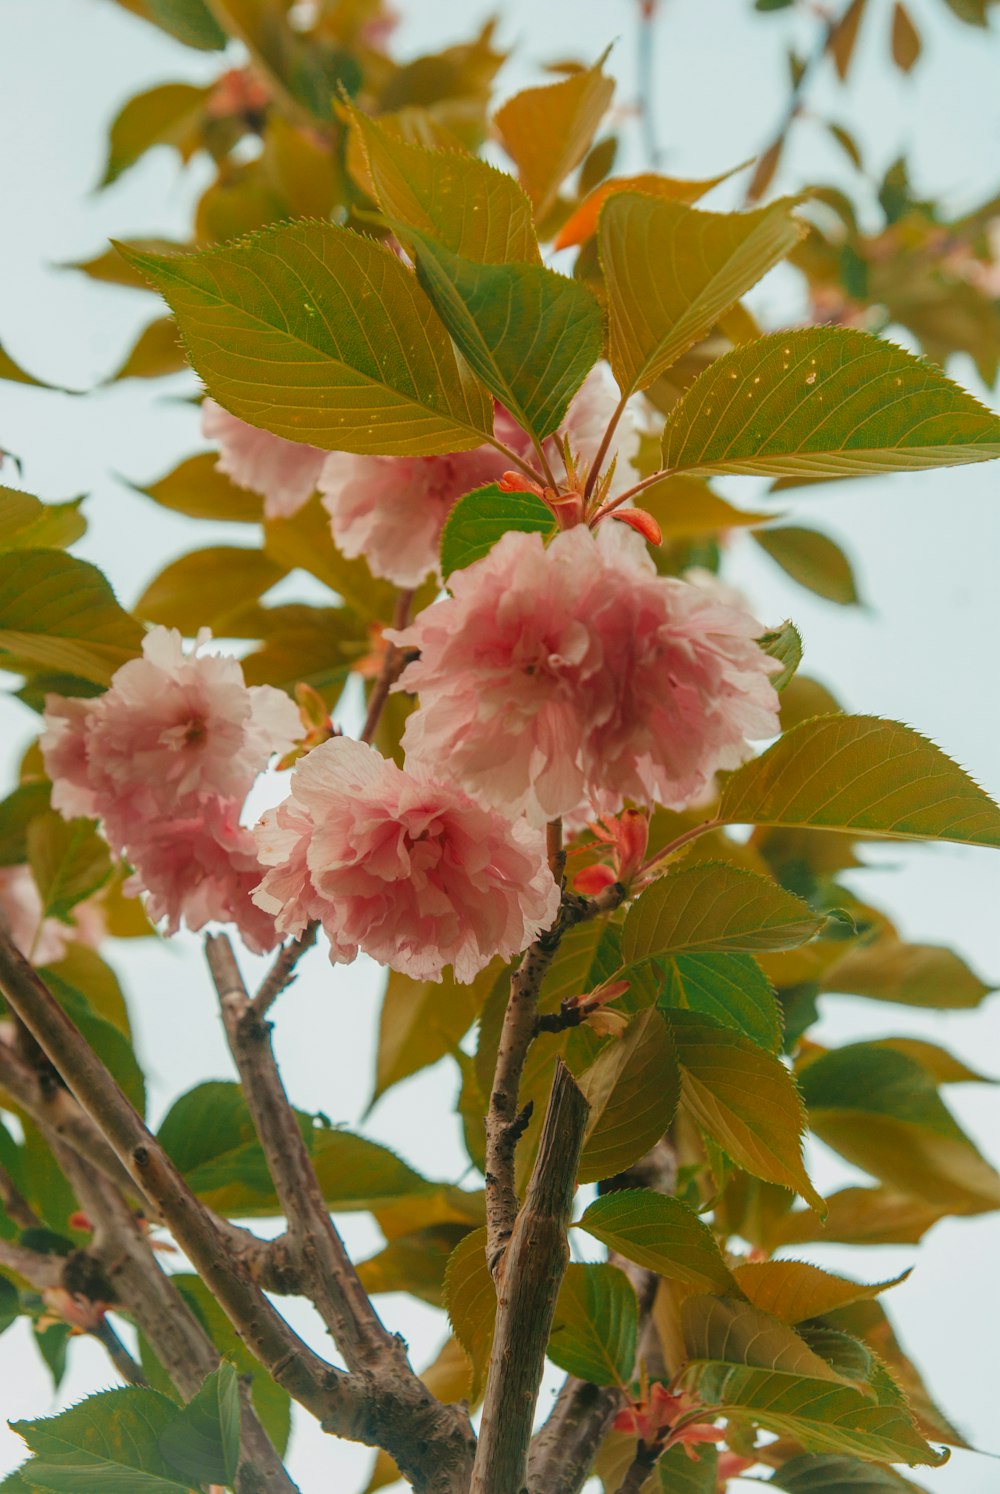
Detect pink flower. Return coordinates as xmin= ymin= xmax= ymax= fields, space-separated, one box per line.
xmin=202 ymin=399 xmax=326 ymax=519
xmin=317 ymin=364 xmax=641 ymax=588
xmin=252 ymin=737 xmax=559 ymax=982
xmin=390 ymin=525 xmax=780 ymax=825
xmin=319 ymin=447 xmax=508 ymax=588
xmin=41 ymin=628 xmax=299 ymax=840
xmin=127 ymin=798 xmax=278 ymax=955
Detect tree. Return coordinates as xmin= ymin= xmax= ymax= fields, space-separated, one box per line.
xmin=2 ymin=0 xmax=1000 ymax=1490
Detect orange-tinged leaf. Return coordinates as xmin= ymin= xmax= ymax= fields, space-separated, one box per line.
xmin=891 ymin=2 xmax=922 ymax=70
xmin=731 ymin=1260 xmax=907 ymax=1324
xmin=819 ymin=938 xmax=993 ymax=1009
xmin=494 ymin=56 xmax=613 ymax=222
xmin=554 ymin=168 xmax=736 ymax=249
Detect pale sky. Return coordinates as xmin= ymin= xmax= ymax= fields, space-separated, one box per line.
xmin=1 ymin=1 xmax=999 ymax=1489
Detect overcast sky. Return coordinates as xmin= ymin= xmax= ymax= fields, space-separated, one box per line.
xmin=2 ymin=1 xmax=999 ymax=1489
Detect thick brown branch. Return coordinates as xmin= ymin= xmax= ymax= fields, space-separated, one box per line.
xmin=472 ymin=1062 xmax=589 ymax=1494
xmin=207 ymin=934 xmax=477 ymax=1492
xmin=526 ymin=1379 xmax=624 ymax=1494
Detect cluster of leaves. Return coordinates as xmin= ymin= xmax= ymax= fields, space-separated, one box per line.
xmin=2 ymin=2 xmax=1000 ymax=1492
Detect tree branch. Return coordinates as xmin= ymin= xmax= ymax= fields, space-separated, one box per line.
xmin=0 ymin=1237 xmax=63 ymax=1292
xmin=361 ymin=586 xmax=415 ymax=745
xmin=484 ymin=886 xmax=623 ymax=1275
xmin=527 ymin=1379 xmax=624 ymax=1494
xmin=207 ymin=933 xmax=477 ymax=1492
xmin=473 ymin=1062 xmax=589 ymax=1494
xmin=614 ymin=1445 xmax=660 ymax=1494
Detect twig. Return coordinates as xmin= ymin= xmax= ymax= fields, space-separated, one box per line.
xmin=484 ymin=886 xmax=624 ymax=1276
xmin=472 ymin=1062 xmax=590 ymax=1494
xmin=361 ymin=587 xmax=415 ymax=745
xmin=744 ymin=0 xmax=858 ymax=205
xmin=0 ymin=1237 xmax=64 ymax=1292
xmin=614 ymin=1445 xmax=661 ymax=1494
xmin=200 ymin=0 xmax=321 ymax=132
xmin=207 ymin=934 xmax=477 ymax=1491
xmin=250 ymin=921 xmax=318 ymax=1020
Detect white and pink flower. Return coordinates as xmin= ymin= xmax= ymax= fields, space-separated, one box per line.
xmin=390 ymin=524 xmax=780 ymax=825
xmin=253 ymin=736 xmax=559 ymax=982
xmin=202 ymin=399 xmax=327 ymax=519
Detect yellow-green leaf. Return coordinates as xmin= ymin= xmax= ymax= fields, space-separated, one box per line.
xmin=681 ymin=1362 xmax=947 ymax=1466
xmin=819 ymin=938 xmax=993 ymax=1009
xmin=661 ymin=328 xmax=1000 ymax=479
xmin=640 ymin=474 xmax=776 ymax=538
xmin=578 ymin=1009 xmax=680 ymax=1184
xmin=770 ymin=1453 xmax=926 ymax=1493
xmin=130 ymin=453 xmax=262 ymax=524
xmin=0 ymin=490 xmax=85 ymax=551
xmin=494 ymin=57 xmax=614 ymax=221
xmin=444 ymin=1227 xmax=495 ymax=1400
xmin=600 ymin=194 xmax=803 ymax=393
xmin=718 ymin=716 xmax=1000 ymax=847
xmin=575 ymin=1189 xmax=736 ymax=1293
xmin=100 ymin=81 xmax=210 ymax=187
xmin=547 ymin=1263 xmax=637 ymax=1386
xmin=659 ymin=952 xmax=783 ymax=1051
xmin=27 ymin=814 xmax=113 ymax=924
xmin=754 ymin=525 xmax=861 ymax=606
xmin=134 ymin=547 xmax=285 ymax=634
xmin=682 ymin=1295 xmax=848 ymax=1382
xmin=622 ymin=863 xmax=825 ymax=964
xmin=350 ymin=107 xmax=540 ymax=264
xmin=0 ymin=550 xmax=143 ymax=686
xmin=667 ymin=1009 xmax=823 ymax=1210
xmin=107 ymin=317 xmax=186 ymax=382
xmin=118 ymin=226 xmax=495 ymax=455
xmin=373 ymin=962 xmax=500 ymax=1102
xmin=263 ymin=495 xmax=397 ymax=621
xmin=770 ymin=1187 xmax=946 ymax=1250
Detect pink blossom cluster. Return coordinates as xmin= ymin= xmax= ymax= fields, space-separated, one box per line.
xmin=202 ymin=365 xmax=640 ymax=587
xmin=388 ymin=523 xmax=781 ymax=825
xmin=41 ymin=628 xmax=299 ymax=953
xmin=252 ymin=737 xmax=559 ymax=982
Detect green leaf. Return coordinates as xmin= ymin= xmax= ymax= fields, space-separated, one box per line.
xmin=799 ymin=1043 xmax=1000 ymax=1213
xmin=660 ymin=328 xmax=1000 ymax=479
xmin=622 ymin=863 xmax=825 ymax=964
xmin=770 ymin=1453 xmax=927 ymax=1492
xmin=350 ymin=108 xmax=540 ymax=263
xmin=100 ymin=81 xmax=210 ymax=187
xmin=440 ymin=483 xmax=554 ymax=579
xmin=718 ymin=716 xmax=1000 ymax=847
xmin=755 ymin=526 xmax=861 ymax=606
xmin=494 ymin=57 xmax=614 ymax=221
xmin=758 ymin=621 xmax=803 ymax=691
xmin=134 ymin=546 xmax=286 ymax=634
xmin=659 ymin=952 xmax=783 ymax=1051
xmin=681 ymin=1363 xmax=947 ymax=1466
xmin=731 ymin=1260 xmax=906 ymax=1324
xmin=575 ymin=1189 xmax=736 ymax=1293
xmin=158 ymin=1363 xmax=240 ymax=1487
xmin=667 ymin=1010 xmax=823 ymax=1209
xmin=412 ymin=234 xmax=602 ymax=442
xmin=547 ymin=1263 xmax=637 ymax=1386
xmin=653 ymin=1445 xmax=718 ymax=1493
xmin=11 ymin=1387 xmax=191 ymax=1492
xmin=27 ymin=814 xmax=113 ymax=923
xmin=0 ymin=550 xmax=143 ymax=685
xmin=682 ymin=1294 xmax=849 ymax=1382
xmin=43 ymin=945 xmax=131 ymax=1037
xmin=600 ymin=194 xmax=803 ymax=394
xmin=819 ymin=939 xmax=993 ymax=1009
xmin=0 ymin=1274 xmax=19 ymax=1335
xmin=373 ymin=962 xmax=500 ymax=1102
xmin=118 ymin=225 xmax=495 ymax=455
xmin=578 ymin=1009 xmax=680 ymax=1184
xmin=131 ymin=452 xmax=263 ymax=523
xmin=444 ymin=1226 xmax=495 ymax=1400
xmin=0 ymin=491 xmax=85 ymax=551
